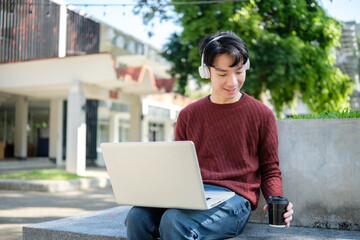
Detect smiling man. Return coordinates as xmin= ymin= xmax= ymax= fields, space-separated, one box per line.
xmin=125 ymin=31 xmax=294 ymax=240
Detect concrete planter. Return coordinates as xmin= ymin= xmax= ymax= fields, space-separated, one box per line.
xmin=250 ymin=118 xmax=360 ymax=230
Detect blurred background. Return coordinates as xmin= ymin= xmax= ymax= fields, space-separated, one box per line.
xmin=0 ymin=0 xmax=359 ymax=172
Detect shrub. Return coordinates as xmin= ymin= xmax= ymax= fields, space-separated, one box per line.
xmin=282 ymin=109 xmax=360 ymax=119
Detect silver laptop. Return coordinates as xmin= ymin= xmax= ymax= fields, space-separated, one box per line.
xmin=100 ymin=141 xmax=235 ymax=210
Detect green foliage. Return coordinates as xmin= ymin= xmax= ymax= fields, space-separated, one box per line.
xmin=282 ymin=109 xmax=360 ymax=119
xmin=33 ymin=121 xmax=48 ymax=129
xmin=0 ymin=169 xmax=85 ymax=180
xmin=229 ymin=0 xmax=355 ymax=114
xmin=161 ymin=33 xmax=192 ymax=95
xmin=135 ymin=0 xmax=355 ymax=114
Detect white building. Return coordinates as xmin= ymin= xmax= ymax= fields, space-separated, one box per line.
xmin=0 ymin=0 xmax=192 ymax=174
xmin=336 ymin=21 xmax=360 ymax=109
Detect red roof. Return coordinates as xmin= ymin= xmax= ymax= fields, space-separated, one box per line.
xmin=116 ymin=65 xmax=175 ymax=92
xmin=116 ymin=66 xmax=143 ymax=82
xmin=155 ymin=78 xmax=175 ymax=92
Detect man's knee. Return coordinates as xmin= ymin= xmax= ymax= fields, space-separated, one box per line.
xmin=125 ymin=207 xmax=143 ymax=228
xmin=159 ymin=209 xmax=181 ymax=229
xmin=159 ymin=209 xmax=198 ymax=239
xmin=126 ymin=207 xmax=163 ymax=239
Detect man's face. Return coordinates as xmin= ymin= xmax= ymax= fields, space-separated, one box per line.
xmin=209 ymin=53 xmax=246 ymax=104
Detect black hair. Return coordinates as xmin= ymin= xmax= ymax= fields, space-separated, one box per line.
xmin=199 ymin=31 xmax=249 ymax=68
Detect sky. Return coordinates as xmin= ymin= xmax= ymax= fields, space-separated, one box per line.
xmin=64 ymin=0 xmax=360 ymax=50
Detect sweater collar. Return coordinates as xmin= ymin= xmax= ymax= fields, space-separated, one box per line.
xmin=206 ymin=92 xmax=248 ymax=108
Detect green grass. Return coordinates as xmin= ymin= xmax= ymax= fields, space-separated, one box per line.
xmin=0 ymin=169 xmax=85 ymax=180
xmin=283 ymin=109 xmax=360 ymax=119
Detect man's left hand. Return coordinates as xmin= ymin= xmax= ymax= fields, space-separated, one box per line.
xmin=263 ymin=202 xmax=294 ymax=227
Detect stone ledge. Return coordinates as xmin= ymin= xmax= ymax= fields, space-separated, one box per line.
xmin=23 ymin=207 xmax=130 ymax=240
xmin=23 ymin=206 xmax=360 ymax=240
xmin=0 ymin=177 xmax=110 ymax=192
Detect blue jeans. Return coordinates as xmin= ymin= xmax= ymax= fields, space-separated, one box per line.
xmin=125 ymin=184 xmax=251 ymax=240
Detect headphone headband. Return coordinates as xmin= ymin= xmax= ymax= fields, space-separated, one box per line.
xmin=202 ymin=36 xmax=224 ymax=55
xmin=200 ymin=35 xmax=224 ymax=66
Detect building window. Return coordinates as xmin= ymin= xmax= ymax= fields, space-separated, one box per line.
xmin=97 ymin=119 xmax=109 ymax=146
xmin=148 ymin=106 xmax=170 ymax=119
xmin=28 ymin=105 xmax=50 ymax=157
xmin=0 ymin=105 xmax=15 ymax=158
xmin=136 ymin=43 xmax=144 ymax=55
xmin=126 ymin=39 xmax=136 ymax=53
xmin=115 ymin=35 xmax=126 ymax=49
xmin=118 ymin=118 xmax=129 ymax=142
xmin=111 ymin=102 xmax=129 ymax=112
xmin=148 ymin=122 xmax=164 ymax=142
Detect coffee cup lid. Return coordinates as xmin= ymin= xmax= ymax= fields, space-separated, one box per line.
xmin=268 ymin=196 xmax=288 ymax=204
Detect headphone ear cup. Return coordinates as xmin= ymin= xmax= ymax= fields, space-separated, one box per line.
xmin=244 ymin=58 xmax=250 ymax=70
xmin=198 ymin=65 xmax=205 ymax=78
xmin=198 ymin=64 xmax=210 ymax=79
xmin=203 ymin=64 xmax=210 ymax=78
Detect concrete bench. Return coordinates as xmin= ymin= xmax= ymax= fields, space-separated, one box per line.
xmin=23 ymin=206 xmax=360 ymax=240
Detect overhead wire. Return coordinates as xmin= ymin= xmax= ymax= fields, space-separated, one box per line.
xmin=67 ymin=0 xmax=249 ymax=7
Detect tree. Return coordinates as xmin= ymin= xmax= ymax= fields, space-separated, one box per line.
xmin=135 ymin=0 xmax=355 ymax=114
xmin=160 ymin=33 xmax=191 ymax=94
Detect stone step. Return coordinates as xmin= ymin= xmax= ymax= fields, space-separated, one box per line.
xmin=23 ymin=206 xmax=360 ymax=240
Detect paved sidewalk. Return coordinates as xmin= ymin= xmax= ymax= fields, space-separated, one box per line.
xmin=0 ymin=187 xmax=118 ymax=240
xmin=0 ymin=164 xmax=117 ymax=240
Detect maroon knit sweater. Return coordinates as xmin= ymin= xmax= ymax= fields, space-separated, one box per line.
xmin=175 ymin=93 xmax=283 ymax=210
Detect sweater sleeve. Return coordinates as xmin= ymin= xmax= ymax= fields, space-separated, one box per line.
xmin=175 ymin=110 xmax=187 ymax=141
xmin=258 ymin=111 xmax=283 ymax=202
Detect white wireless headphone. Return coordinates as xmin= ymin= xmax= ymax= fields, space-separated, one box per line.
xmin=198 ymin=35 xmax=250 ymax=79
